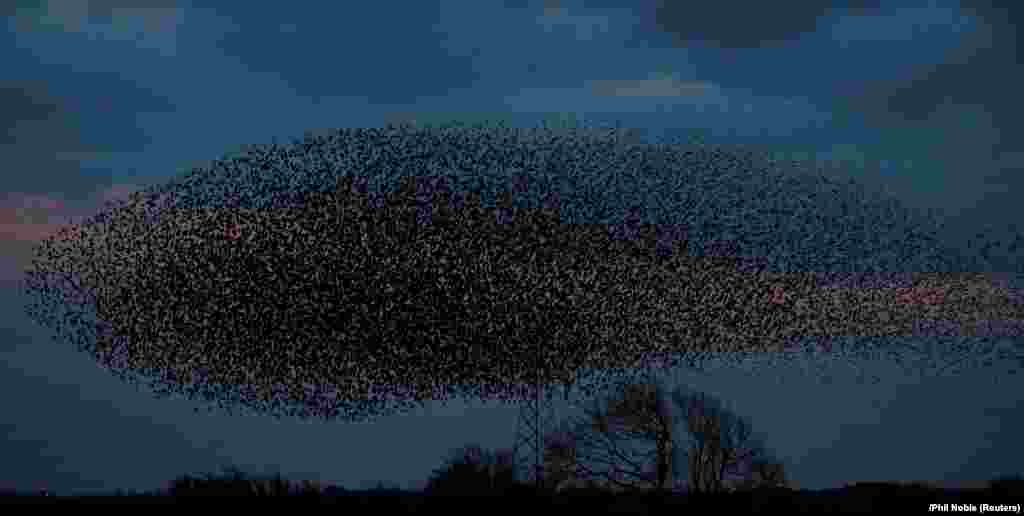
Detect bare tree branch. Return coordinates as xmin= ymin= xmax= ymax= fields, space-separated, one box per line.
xmin=671 ymin=385 xmax=778 ymax=493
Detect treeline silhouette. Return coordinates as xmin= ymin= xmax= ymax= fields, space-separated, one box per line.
xmin=3 ymin=450 xmax=1021 ymax=512
xmin=4 ymin=380 xmax=1021 ymax=511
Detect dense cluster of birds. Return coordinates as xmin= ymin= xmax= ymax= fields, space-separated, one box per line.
xmin=22 ymin=120 xmax=1022 ymax=423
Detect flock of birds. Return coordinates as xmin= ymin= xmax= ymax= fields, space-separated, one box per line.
xmin=21 ymin=120 xmax=1023 ymax=426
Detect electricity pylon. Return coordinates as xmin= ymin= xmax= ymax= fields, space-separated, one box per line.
xmin=511 ymin=377 xmax=571 ymax=490
xmin=510 ymin=320 xmax=584 ymax=492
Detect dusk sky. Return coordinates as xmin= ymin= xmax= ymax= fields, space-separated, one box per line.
xmin=2 ymin=1 xmax=1023 ymax=496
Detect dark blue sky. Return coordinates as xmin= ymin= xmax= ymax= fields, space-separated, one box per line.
xmin=2 ymin=1 xmax=1022 ymax=495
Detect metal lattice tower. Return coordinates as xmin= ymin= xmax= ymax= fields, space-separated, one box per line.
xmin=510 ymin=315 xmax=581 ymax=491
xmin=511 ymin=379 xmax=569 ymax=490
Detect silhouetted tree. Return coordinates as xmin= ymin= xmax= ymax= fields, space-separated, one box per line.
xmin=541 ymin=374 xmax=786 ymax=496
xmin=532 ymin=375 xmax=679 ymax=494
xmin=734 ymin=455 xmax=789 ymax=492
xmin=671 ymin=384 xmax=781 ymax=494
xmin=424 ymin=443 xmax=518 ymax=495
xmin=540 ymin=422 xmax=583 ymax=492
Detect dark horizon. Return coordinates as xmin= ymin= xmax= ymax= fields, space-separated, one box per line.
xmin=3 ymin=2 xmax=1023 ymax=497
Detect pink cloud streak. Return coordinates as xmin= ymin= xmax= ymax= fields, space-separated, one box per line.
xmin=0 ymin=184 xmax=151 ymax=286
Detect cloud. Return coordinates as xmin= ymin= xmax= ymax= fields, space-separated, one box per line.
xmin=827 ymin=5 xmax=975 ymax=45
xmin=589 ymin=72 xmax=718 ymax=98
xmin=536 ymin=4 xmax=614 ymax=41
xmin=0 ymin=184 xmax=154 ymax=286
xmin=502 ymin=72 xmax=830 ymax=137
xmin=205 ymin=4 xmax=485 ymax=106
xmin=0 ymin=79 xmax=109 ymax=168
xmin=6 ymin=0 xmax=186 ymax=57
xmin=830 ymin=5 xmax=1024 ymax=210
xmin=0 ymin=66 xmax=177 ymax=210
xmin=0 ymin=75 xmax=167 ymax=285
xmin=634 ymin=1 xmax=877 ymax=49
xmin=590 ymin=1 xmax=1022 ymax=245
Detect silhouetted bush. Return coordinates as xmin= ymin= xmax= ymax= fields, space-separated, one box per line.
xmin=423 ymin=443 xmax=522 ymax=496
xmin=166 ymin=465 xmax=322 ymax=497
xmin=988 ymin=473 xmax=1024 ymax=497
